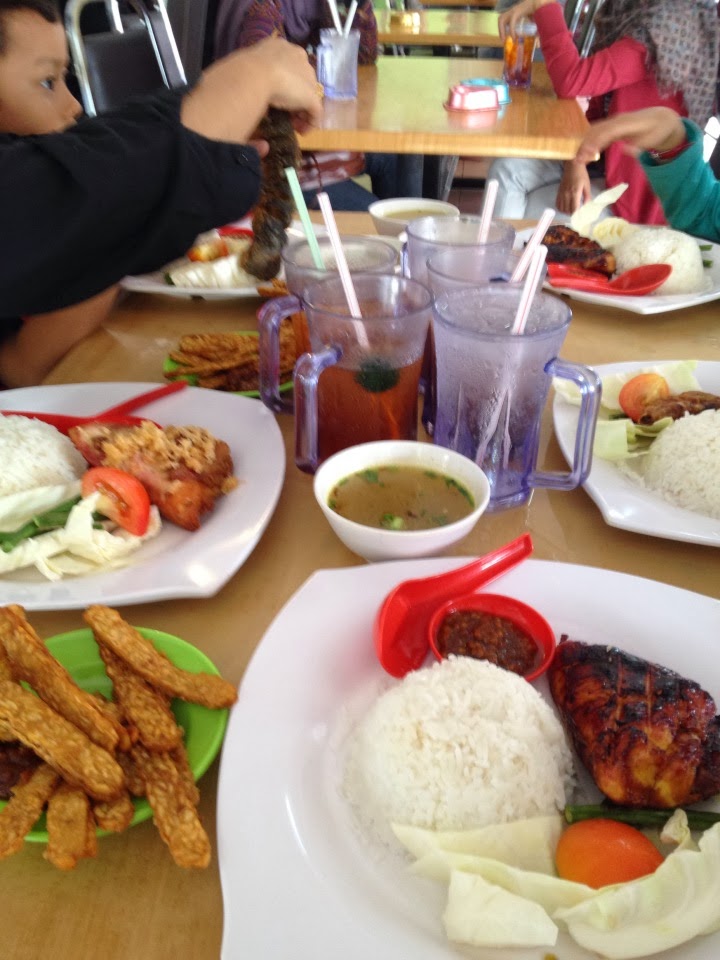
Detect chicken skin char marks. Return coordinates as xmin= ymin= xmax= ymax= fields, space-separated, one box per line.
xmin=242 ymin=108 xmax=301 ymax=281
xmin=548 ymin=638 xmax=720 ymax=808
xmin=542 ymin=225 xmax=616 ymax=277
xmin=638 ymin=390 xmax=720 ymax=424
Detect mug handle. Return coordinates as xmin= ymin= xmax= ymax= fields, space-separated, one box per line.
xmin=293 ymin=345 xmax=342 ymax=474
xmin=529 ymin=357 xmax=601 ymax=491
xmin=258 ymin=295 xmax=302 ymax=413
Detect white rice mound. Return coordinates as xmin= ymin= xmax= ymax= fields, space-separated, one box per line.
xmin=613 ymin=226 xmax=705 ymax=295
xmin=0 ymin=415 xmax=86 ymax=495
xmin=344 ymin=657 xmax=574 ymax=836
xmin=641 ymin=409 xmax=720 ymax=519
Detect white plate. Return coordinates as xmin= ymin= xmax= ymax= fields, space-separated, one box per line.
xmin=553 ymin=359 xmax=720 ymax=547
xmin=217 ymin=558 xmax=720 ymax=960
xmin=515 ymin=228 xmax=720 ymax=315
xmin=0 ymin=383 xmax=285 ymax=609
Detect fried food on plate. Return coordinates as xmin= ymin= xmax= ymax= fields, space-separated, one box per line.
xmin=97 ymin=643 xmax=182 ymax=752
xmin=0 ymin=763 xmax=59 ymax=859
xmin=93 ymin=789 xmax=135 ymax=834
xmin=131 ymin=743 xmax=210 ymax=869
xmin=84 ymin=606 xmax=237 ymax=709
xmin=0 ymin=680 xmax=125 ymax=801
xmin=170 ymin=743 xmax=200 ymax=807
xmin=69 ymin=421 xmax=237 ymax=531
xmin=44 ymin=780 xmax=97 ymax=870
xmin=0 ymin=605 xmax=122 ymax=753
xmin=115 ymin=750 xmax=146 ymax=798
xmin=0 ymin=639 xmax=14 ymax=682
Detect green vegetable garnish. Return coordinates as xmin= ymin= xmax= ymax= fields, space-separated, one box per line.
xmin=355 ymin=357 xmax=400 ymax=393
xmin=0 ymin=496 xmax=81 ymax=553
xmin=444 ymin=476 xmax=474 ymax=505
xmin=360 ymin=469 xmax=380 ymax=484
xmin=564 ymin=804 xmax=720 ymax=831
xmin=380 ymin=514 xmax=405 ymax=530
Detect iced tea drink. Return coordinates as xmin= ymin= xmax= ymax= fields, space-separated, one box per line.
xmin=503 ymin=19 xmax=537 ymax=88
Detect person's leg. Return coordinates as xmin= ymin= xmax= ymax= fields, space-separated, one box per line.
xmin=488 ymin=158 xmax=564 ymax=218
xmin=422 ymin=155 xmax=459 ymax=201
xmin=303 ymin=178 xmax=379 ymax=212
xmin=364 ymin=153 xmax=424 ymax=200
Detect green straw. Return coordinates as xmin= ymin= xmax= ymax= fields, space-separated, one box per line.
xmin=284 ymin=166 xmax=325 ymax=269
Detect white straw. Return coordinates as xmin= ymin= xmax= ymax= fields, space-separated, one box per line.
xmin=343 ymin=0 xmax=358 ymax=35
xmin=477 ymin=178 xmax=498 ymax=243
xmin=317 ymin=189 xmax=364 ymax=309
xmin=511 ymin=244 xmax=548 ymax=335
xmin=326 ymin=0 xmax=343 ymax=34
xmin=510 ymin=207 xmax=555 ymax=283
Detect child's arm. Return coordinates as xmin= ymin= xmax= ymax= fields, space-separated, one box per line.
xmin=0 ymin=286 xmax=119 ymax=387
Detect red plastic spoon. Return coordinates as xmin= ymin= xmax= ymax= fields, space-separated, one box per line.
xmin=547 ymin=262 xmax=672 ymax=297
xmin=373 ymin=533 xmax=533 ymax=678
xmin=0 ymin=381 xmax=187 ymax=435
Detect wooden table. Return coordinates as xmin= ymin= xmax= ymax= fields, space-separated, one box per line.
xmin=301 ymin=56 xmax=588 ymax=158
xmin=376 ymin=8 xmax=502 ymax=47
xmin=421 ymin=0 xmax=496 ymax=9
xmin=5 ymin=213 xmax=720 ymax=960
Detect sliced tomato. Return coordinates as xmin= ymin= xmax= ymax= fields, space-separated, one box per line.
xmin=618 ymin=373 xmax=671 ymax=422
xmin=81 ymin=467 xmax=151 ymax=536
xmin=187 ymin=238 xmax=229 ymax=262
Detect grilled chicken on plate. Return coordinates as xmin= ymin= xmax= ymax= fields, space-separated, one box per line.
xmin=549 ymin=638 xmax=720 ymax=808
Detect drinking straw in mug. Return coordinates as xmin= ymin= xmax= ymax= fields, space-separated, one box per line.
xmin=510 ymin=207 xmax=554 ymax=283
xmin=326 ymin=0 xmax=343 ymax=34
xmin=343 ymin=0 xmax=358 ymax=35
xmin=284 ymin=167 xmax=325 ymax=270
xmin=511 ymin=244 xmax=548 ymax=335
xmin=477 ymin=178 xmax=499 ymax=243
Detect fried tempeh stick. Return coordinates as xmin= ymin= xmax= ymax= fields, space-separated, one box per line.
xmin=85 ymin=606 xmax=237 ymax=710
xmin=0 ymin=681 xmax=125 ymax=801
xmin=97 ymin=644 xmax=182 ymax=752
xmin=0 ymin=606 xmax=122 ymax=753
xmin=0 ymin=763 xmax=59 ymax=859
xmin=116 ymin=750 xmax=145 ymax=798
xmin=44 ymin=781 xmax=96 ymax=870
xmin=170 ymin=743 xmax=200 ymax=807
xmin=93 ymin=789 xmax=135 ymax=833
xmin=131 ymin=744 xmax=210 ymax=869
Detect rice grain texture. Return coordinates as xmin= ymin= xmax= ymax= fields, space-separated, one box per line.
xmin=641 ymin=409 xmax=720 ymax=519
xmin=613 ymin=227 xmax=705 ymax=295
xmin=0 ymin=416 xmax=86 ymax=495
xmin=344 ymin=657 xmax=574 ymax=836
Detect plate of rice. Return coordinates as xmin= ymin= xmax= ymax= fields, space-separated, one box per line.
xmin=553 ymin=360 xmax=720 ymax=547
xmin=217 ymin=558 xmax=720 ymax=960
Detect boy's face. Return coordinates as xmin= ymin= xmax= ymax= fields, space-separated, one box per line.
xmin=0 ymin=9 xmax=82 ymax=135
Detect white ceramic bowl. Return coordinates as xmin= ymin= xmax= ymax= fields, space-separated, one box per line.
xmin=313 ymin=440 xmax=491 ymax=562
xmin=369 ymin=198 xmax=460 ymax=237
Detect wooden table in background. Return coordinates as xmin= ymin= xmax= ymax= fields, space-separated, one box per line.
xmin=301 ymin=57 xmax=587 ymax=157
xmin=376 ymin=8 xmax=502 ymax=47
xmin=421 ymin=0 xmax=497 ymax=9
xmin=5 ymin=213 xmax=720 ymax=960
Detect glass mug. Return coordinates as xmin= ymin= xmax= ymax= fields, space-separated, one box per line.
xmin=317 ymin=28 xmax=360 ymax=100
xmin=258 ymin=235 xmax=398 ymax=413
xmin=503 ymin=18 xmax=537 ymax=89
xmin=426 ymin=246 xmax=548 ymax=294
xmin=403 ymin=215 xmax=516 ymax=435
xmin=432 ymin=284 xmax=601 ymax=511
xmin=292 ymin=273 xmax=432 ymax=473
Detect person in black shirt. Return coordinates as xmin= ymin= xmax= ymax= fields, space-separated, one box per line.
xmin=0 ymin=0 xmax=321 ymax=386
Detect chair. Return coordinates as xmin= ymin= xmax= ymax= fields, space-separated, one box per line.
xmin=65 ymin=0 xmax=186 ymax=116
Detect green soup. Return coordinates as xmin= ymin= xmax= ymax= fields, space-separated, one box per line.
xmin=328 ymin=465 xmax=474 ymax=531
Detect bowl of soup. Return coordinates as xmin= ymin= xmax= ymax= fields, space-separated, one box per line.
xmin=313 ymin=440 xmax=491 ymax=561
xmin=369 ymin=198 xmax=460 ymax=237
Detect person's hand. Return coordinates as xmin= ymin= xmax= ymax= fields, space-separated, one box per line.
xmin=248 ymin=38 xmax=324 ymax=132
xmin=575 ymin=107 xmax=686 ymax=165
xmin=555 ymin=160 xmax=591 ymax=214
xmin=498 ymin=0 xmax=554 ymax=40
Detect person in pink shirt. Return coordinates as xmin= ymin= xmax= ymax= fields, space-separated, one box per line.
xmin=488 ymin=0 xmax=719 ymax=224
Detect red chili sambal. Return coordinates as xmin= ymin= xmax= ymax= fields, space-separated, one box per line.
xmin=436 ymin=609 xmax=538 ymax=675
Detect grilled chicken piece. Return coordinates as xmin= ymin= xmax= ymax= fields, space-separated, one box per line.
xmin=638 ymin=390 xmax=720 ymax=424
xmin=69 ymin=422 xmax=237 ymax=531
xmin=542 ymin=225 xmax=616 ymax=277
xmin=548 ymin=638 xmax=720 ymax=808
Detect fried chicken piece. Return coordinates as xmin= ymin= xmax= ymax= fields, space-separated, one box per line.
xmin=637 ymin=390 xmax=720 ymax=424
xmin=0 ymin=763 xmax=59 ymax=859
xmin=0 ymin=680 xmax=125 ymax=802
xmin=68 ymin=421 xmax=237 ymax=531
xmin=131 ymin=743 xmax=210 ymax=869
xmin=44 ymin=780 xmax=97 ymax=870
xmin=0 ymin=605 xmax=122 ymax=753
xmin=542 ymin=225 xmax=616 ymax=277
xmin=97 ymin=643 xmax=182 ymax=752
xmin=549 ymin=638 xmax=720 ymax=808
xmin=85 ymin=606 xmax=237 ymax=710
xmin=93 ymin=789 xmax=135 ymax=833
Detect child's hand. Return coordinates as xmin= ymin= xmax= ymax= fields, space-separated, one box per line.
xmin=556 ymin=161 xmax=591 ymax=214
xmin=575 ymin=108 xmax=686 ymax=165
xmin=498 ymin=0 xmax=554 ymax=40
